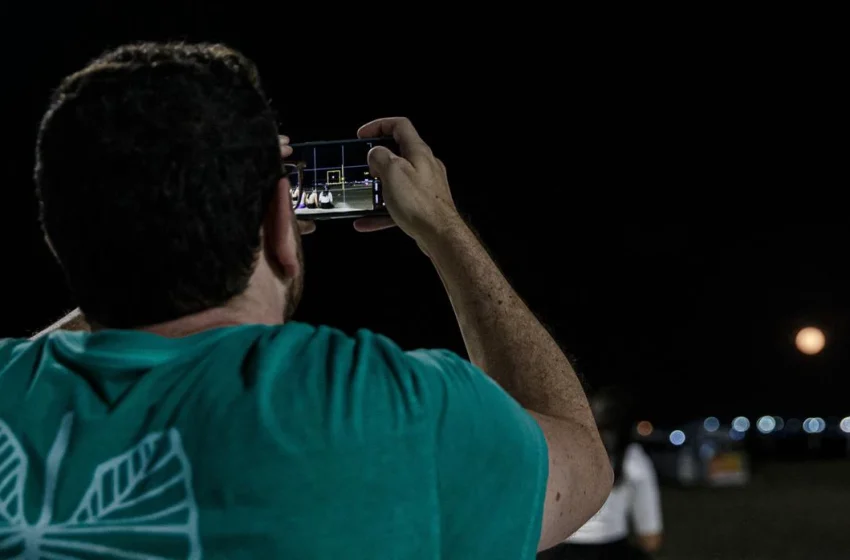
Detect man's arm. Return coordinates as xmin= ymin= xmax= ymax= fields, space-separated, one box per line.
xmin=422 ymin=221 xmax=613 ymax=550
xmin=31 ymin=308 xmax=91 ymax=340
xmin=358 ymin=117 xmax=613 ymax=550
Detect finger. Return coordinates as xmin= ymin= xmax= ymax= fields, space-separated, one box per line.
xmin=436 ymin=158 xmax=447 ymax=177
xmin=297 ymin=220 xmax=316 ymax=235
xmin=367 ymin=146 xmax=413 ymax=180
xmin=279 ymin=136 xmax=293 ymax=158
xmin=353 ymin=216 xmax=397 ymax=233
xmin=358 ymin=117 xmax=432 ymax=166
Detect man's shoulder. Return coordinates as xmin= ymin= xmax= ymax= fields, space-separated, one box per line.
xmin=260 ymin=324 xmax=479 ymax=443
xmin=271 ymin=322 xmax=467 ymax=377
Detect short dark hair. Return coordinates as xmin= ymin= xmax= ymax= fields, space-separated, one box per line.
xmin=35 ymin=42 xmax=281 ymax=328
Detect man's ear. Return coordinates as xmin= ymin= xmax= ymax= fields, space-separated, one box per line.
xmin=264 ymin=177 xmax=301 ymax=280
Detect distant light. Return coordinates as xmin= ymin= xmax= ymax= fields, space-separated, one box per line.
xmin=795 ymin=327 xmax=825 ymax=355
xmin=670 ymin=430 xmax=686 ymax=446
xmin=757 ymin=416 xmax=777 ymax=434
xmin=637 ymin=421 xmax=654 ymax=437
xmin=732 ymin=416 xmax=751 ymax=432
xmin=803 ymin=417 xmax=825 ymax=434
xmin=729 ymin=428 xmax=746 ymax=441
xmin=699 ymin=442 xmax=716 ymax=460
xmin=774 ymin=416 xmax=785 ymax=431
xmin=840 ymin=417 xmax=850 ymax=434
xmin=704 ymin=417 xmax=720 ymax=432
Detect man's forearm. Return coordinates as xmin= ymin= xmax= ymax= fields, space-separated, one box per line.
xmin=423 ymin=220 xmax=595 ymax=427
xmin=31 ymin=308 xmax=91 ymax=339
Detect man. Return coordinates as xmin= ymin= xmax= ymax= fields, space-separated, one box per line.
xmin=0 ymin=43 xmax=611 ymax=558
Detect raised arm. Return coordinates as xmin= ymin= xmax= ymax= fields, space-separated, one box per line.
xmin=356 ymin=117 xmax=613 ymax=551
xmin=424 ymin=221 xmax=613 ymax=548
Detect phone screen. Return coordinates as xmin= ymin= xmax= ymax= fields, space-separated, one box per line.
xmin=286 ymin=138 xmax=393 ymax=219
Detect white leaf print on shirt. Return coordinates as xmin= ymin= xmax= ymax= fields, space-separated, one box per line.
xmin=0 ymin=414 xmax=201 ymax=559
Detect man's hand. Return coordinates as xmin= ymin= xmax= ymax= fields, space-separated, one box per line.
xmin=280 ymin=135 xmax=315 ymax=235
xmin=353 ymin=118 xmax=461 ymax=243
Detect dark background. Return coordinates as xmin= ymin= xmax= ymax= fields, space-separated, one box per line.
xmin=0 ymin=7 xmax=844 ymax=428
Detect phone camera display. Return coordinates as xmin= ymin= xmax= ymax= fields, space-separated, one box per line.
xmin=286 ymin=138 xmax=391 ymax=219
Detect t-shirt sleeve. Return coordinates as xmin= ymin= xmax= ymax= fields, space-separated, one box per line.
xmin=626 ymin=444 xmax=663 ymax=535
xmin=406 ymin=348 xmax=548 ymax=559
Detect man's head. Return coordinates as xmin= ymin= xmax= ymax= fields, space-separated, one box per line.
xmin=35 ymin=42 xmax=304 ymax=329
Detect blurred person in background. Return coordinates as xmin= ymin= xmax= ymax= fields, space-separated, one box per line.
xmin=318 ymin=184 xmax=334 ymax=208
xmin=286 ymin=161 xmax=306 ymax=209
xmin=0 ymin=42 xmax=612 ymax=558
xmin=305 ymin=185 xmax=319 ymax=208
xmin=290 ymin=182 xmax=305 ymax=209
xmin=539 ymin=387 xmax=663 ymax=560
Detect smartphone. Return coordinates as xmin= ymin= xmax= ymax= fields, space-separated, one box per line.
xmin=285 ymin=137 xmax=395 ymax=220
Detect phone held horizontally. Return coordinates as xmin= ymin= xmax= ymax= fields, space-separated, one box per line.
xmin=285 ymin=137 xmax=395 ymax=220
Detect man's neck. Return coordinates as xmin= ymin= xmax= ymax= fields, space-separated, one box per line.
xmin=33 ymin=300 xmax=284 ymax=340
xmin=33 ymin=265 xmax=290 ymax=340
xmin=140 ymin=304 xmax=282 ymax=338
xmin=31 ymin=308 xmax=91 ymax=339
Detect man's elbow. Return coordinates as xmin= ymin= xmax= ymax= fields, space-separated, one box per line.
xmin=565 ymin=423 xmax=614 ymax=518
xmin=588 ymin=449 xmax=614 ymax=513
xmin=572 ymin=439 xmax=614 ymax=528
xmin=570 ymin=441 xmax=614 ymax=538
xmin=601 ymin=460 xmax=615 ymax=494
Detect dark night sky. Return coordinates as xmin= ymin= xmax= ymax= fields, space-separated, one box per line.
xmin=0 ymin=8 xmax=844 ymax=425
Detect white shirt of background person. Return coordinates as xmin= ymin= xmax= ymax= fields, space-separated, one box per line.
xmin=567 ymin=443 xmax=663 ymax=552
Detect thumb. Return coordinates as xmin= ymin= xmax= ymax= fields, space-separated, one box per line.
xmin=367 ymin=146 xmax=411 ymax=181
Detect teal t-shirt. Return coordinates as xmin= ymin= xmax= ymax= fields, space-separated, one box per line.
xmin=0 ymin=323 xmax=547 ymax=559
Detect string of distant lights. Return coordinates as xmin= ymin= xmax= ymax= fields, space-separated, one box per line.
xmin=634 ymin=415 xmax=850 ymax=446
